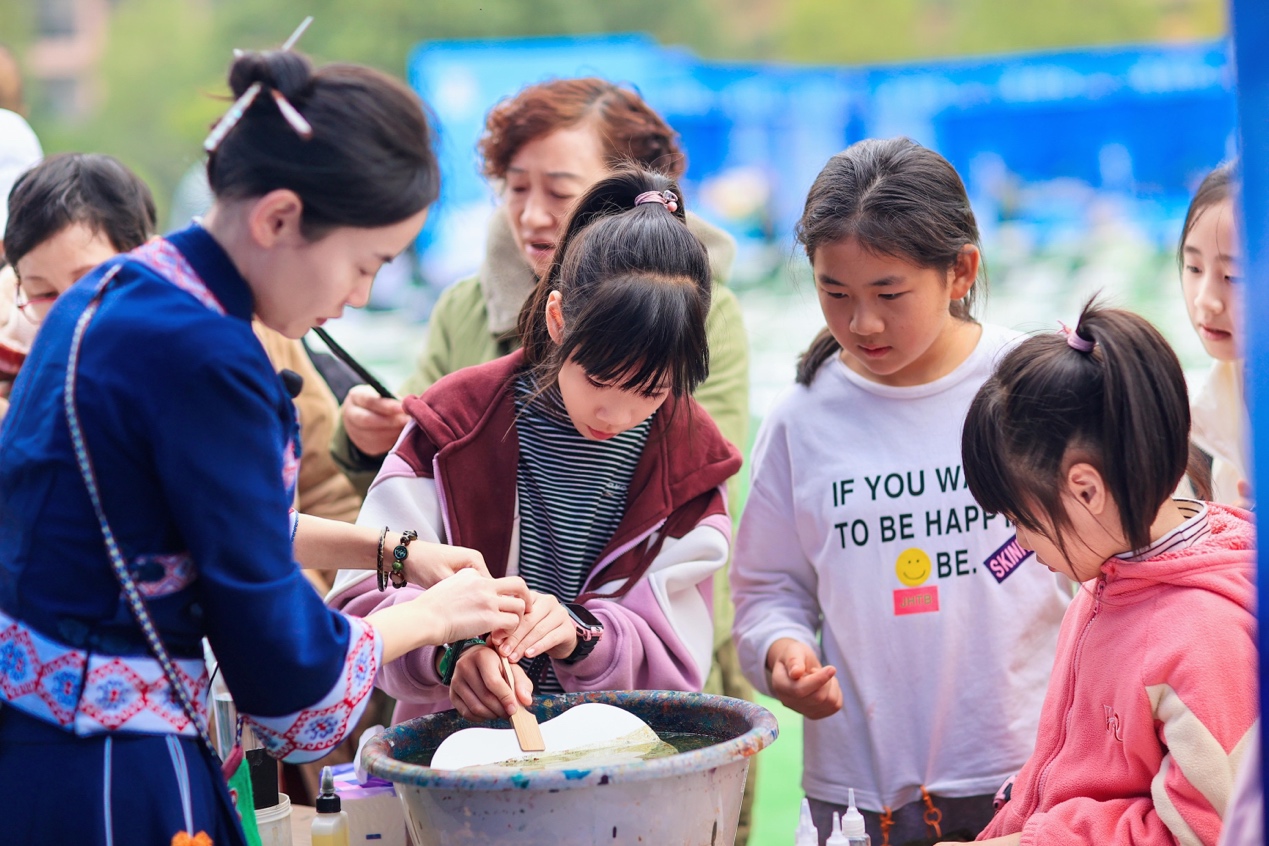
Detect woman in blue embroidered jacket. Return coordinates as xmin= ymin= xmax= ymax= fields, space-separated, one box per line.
xmin=0 ymin=49 xmax=529 ymax=845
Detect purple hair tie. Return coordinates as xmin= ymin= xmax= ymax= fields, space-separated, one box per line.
xmin=1059 ymin=321 xmax=1095 ymax=353
xmin=634 ymin=190 xmax=679 ymax=213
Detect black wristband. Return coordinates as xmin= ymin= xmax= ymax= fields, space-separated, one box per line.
xmin=439 ymin=636 xmax=487 ymax=685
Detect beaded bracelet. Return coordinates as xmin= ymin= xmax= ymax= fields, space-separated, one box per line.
xmin=390 ymin=529 xmax=418 ymax=589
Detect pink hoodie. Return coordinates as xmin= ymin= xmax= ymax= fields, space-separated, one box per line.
xmin=980 ymin=503 xmax=1257 ymax=846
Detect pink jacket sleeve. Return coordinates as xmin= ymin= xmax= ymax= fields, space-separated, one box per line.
xmin=553 ymin=501 xmax=731 ymax=694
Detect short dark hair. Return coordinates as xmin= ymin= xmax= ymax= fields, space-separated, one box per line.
xmin=4 ymin=153 xmax=157 ymax=269
xmin=517 ymin=166 xmax=711 ymax=399
xmin=479 ymin=78 xmax=685 ymax=181
xmin=962 ymin=302 xmax=1190 ymax=559
xmin=207 ymin=50 xmax=439 ymax=238
xmin=795 ymin=137 xmax=983 ymax=385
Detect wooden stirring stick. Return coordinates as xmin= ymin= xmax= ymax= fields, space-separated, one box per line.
xmin=500 ymin=653 xmax=545 ymax=752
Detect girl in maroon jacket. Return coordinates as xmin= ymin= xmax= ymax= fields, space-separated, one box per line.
xmin=328 ymin=167 xmax=741 ymax=723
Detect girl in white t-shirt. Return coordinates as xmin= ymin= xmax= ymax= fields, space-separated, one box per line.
xmin=1177 ymin=162 xmax=1250 ymax=507
xmin=731 ymin=137 xmax=1070 ymax=846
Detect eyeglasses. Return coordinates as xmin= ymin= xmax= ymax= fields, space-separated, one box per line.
xmin=14 ymin=276 xmax=58 ymax=323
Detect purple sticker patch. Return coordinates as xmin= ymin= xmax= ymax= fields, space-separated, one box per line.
xmin=984 ymin=535 xmax=1033 ymax=583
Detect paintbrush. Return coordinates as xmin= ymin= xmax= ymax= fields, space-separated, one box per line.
xmin=311 ymin=326 xmax=396 ymax=399
xmin=500 ymin=653 xmax=545 ymax=752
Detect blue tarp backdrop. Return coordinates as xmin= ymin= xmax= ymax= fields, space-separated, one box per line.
xmin=407 ymin=34 xmax=1235 ymax=284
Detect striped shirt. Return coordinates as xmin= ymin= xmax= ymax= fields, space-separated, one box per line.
xmin=513 ymin=374 xmax=653 ymax=691
xmin=1117 ymin=499 xmax=1211 ymax=562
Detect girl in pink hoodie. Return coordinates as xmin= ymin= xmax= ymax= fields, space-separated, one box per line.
xmin=952 ymin=303 xmax=1257 ymax=846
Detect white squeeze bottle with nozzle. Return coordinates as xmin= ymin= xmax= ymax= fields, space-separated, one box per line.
xmin=825 ymin=811 xmax=848 ymax=846
xmin=841 ymin=788 xmax=871 ymax=845
xmin=794 ymin=797 xmax=818 ymax=846
xmin=310 ymin=765 xmax=350 ymax=846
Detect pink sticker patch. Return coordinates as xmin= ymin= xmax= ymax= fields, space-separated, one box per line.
xmin=893 ymin=586 xmax=940 ymax=616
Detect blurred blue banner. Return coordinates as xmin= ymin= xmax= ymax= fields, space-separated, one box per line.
xmin=409 ymin=33 xmax=1235 ymax=286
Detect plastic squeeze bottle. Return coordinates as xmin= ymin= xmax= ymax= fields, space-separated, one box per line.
xmin=794 ymin=797 xmax=818 ymax=846
xmin=311 ymin=766 xmax=350 ymax=846
xmin=841 ymin=788 xmax=871 ymax=846
xmin=825 ymin=811 xmax=848 ymax=846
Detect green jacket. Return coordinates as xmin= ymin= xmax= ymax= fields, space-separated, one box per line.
xmin=332 ymin=206 xmax=750 ymax=498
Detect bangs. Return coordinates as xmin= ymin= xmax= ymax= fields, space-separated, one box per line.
xmin=561 ymin=272 xmax=709 ymax=397
xmin=961 ymin=384 xmax=1044 ymax=532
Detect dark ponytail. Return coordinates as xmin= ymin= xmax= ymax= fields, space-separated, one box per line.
xmin=516 ymin=166 xmax=711 ymax=398
xmin=962 ymin=302 xmax=1190 ymax=556
xmin=207 ymin=50 xmax=439 ymax=237
xmin=795 ymin=137 xmax=983 ymax=385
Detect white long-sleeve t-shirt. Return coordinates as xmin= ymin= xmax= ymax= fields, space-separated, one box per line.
xmin=731 ymin=324 xmax=1071 ymax=812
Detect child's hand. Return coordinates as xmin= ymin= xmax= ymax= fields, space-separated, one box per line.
xmin=450 ymin=645 xmax=534 ymax=720
xmin=490 ymin=591 xmax=578 ymax=663
xmin=766 ymin=638 xmax=842 ymax=720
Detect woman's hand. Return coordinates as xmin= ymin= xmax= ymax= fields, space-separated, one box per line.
xmin=450 ymin=645 xmax=534 ymax=719
xmin=490 ymin=591 xmax=577 ymax=663
xmin=341 ymin=384 xmax=408 ymax=456
xmin=406 ymin=541 xmax=490 ymax=587
xmin=415 ymin=570 xmax=530 ymax=645
xmin=766 ymin=638 xmax=842 ymax=720
xmin=364 ymin=570 xmax=530 ymax=664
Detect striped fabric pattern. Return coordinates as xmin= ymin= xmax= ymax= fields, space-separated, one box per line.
xmin=513 ymin=375 xmax=652 ymax=692
xmin=1117 ymin=499 xmax=1211 ymax=563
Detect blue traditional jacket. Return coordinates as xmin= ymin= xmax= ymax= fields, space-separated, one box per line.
xmin=0 ymin=225 xmax=380 ymax=845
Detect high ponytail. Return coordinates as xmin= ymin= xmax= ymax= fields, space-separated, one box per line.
xmin=517 ymin=166 xmax=711 ymax=398
xmin=963 ymin=300 xmax=1190 ymax=555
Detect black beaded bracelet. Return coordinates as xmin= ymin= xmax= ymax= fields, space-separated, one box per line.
xmin=389 ymin=529 xmax=418 ymax=589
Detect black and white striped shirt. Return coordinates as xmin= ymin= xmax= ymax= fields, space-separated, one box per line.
xmin=513 ymin=374 xmax=653 ymax=691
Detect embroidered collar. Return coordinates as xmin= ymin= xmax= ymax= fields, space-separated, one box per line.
xmin=163 ymin=223 xmax=255 ymax=322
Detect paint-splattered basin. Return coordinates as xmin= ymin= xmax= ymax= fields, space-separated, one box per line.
xmin=361 ymin=690 xmax=778 ymax=845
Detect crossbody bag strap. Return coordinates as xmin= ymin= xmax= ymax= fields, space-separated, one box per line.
xmin=63 ymin=266 xmax=219 ymax=757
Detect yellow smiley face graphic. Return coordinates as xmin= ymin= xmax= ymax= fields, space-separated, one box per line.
xmin=895 ymin=548 xmax=932 ymax=587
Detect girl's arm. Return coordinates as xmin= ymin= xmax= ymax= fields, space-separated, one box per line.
xmin=293 ymin=512 xmax=489 ymax=584
xmin=551 ymin=486 xmax=733 ymax=693
xmin=728 ymin=425 xmax=822 ymax=697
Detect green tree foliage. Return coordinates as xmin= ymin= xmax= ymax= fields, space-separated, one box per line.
xmin=779 ymin=0 xmax=1226 ymax=65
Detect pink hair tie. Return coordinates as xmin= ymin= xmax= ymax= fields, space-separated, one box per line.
xmin=634 ymin=190 xmax=679 ymax=213
xmin=1058 ymin=321 xmax=1095 ymax=353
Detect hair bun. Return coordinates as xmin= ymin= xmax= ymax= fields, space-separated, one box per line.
xmin=228 ymin=50 xmax=313 ymax=102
